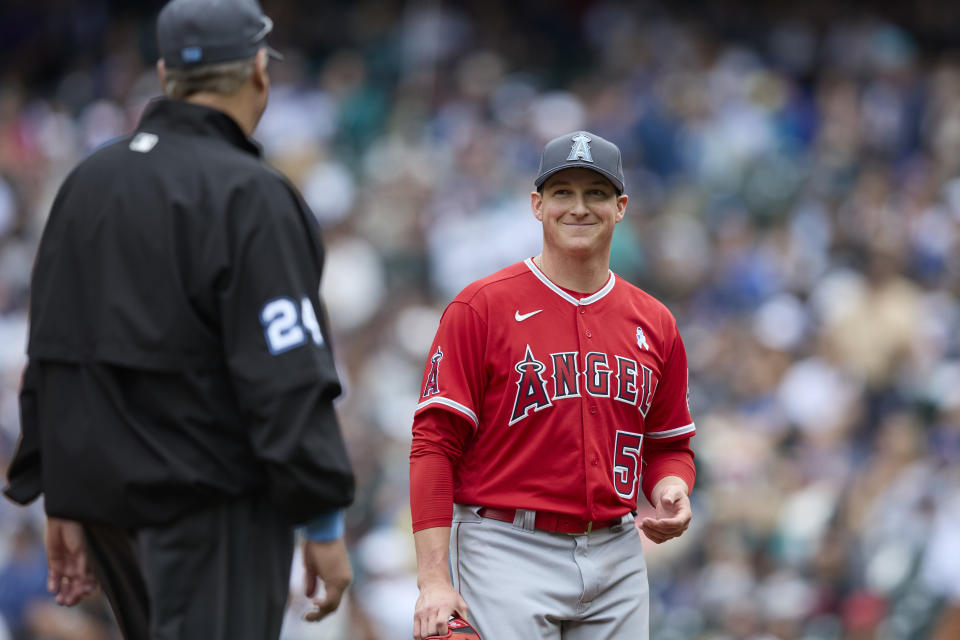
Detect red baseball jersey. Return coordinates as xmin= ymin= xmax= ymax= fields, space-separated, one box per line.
xmin=414 ymin=259 xmax=695 ymax=522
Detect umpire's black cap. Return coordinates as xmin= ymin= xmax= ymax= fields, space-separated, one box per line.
xmin=535 ymin=131 xmax=625 ymax=193
xmin=157 ymin=0 xmax=283 ymax=68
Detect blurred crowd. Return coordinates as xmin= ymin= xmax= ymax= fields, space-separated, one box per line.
xmin=2 ymin=1 xmax=960 ymax=639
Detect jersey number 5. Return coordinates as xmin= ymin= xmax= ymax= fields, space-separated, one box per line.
xmin=613 ymin=430 xmax=643 ymax=500
xmin=260 ymin=296 xmax=324 ymax=355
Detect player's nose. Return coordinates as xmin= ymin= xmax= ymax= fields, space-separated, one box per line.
xmin=568 ymin=192 xmax=590 ymax=216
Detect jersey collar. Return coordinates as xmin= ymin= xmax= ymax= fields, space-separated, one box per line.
xmin=138 ymin=98 xmax=262 ymax=157
xmin=524 ymin=257 xmax=616 ymax=306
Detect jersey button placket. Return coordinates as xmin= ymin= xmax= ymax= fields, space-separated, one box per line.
xmin=576 ymin=300 xmax=594 ymax=518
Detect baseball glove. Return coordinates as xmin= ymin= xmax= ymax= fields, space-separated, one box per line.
xmin=425 ymin=616 xmax=483 ymax=639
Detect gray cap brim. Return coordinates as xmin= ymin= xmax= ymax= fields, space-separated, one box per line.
xmin=534 ymin=162 xmax=624 ymax=193
xmin=265 ymin=45 xmax=283 ymax=62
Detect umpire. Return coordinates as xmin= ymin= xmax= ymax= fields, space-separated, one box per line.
xmin=2 ymin=0 xmax=355 ymax=638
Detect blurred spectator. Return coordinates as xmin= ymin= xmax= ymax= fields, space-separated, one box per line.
xmin=0 ymin=524 xmax=46 ymax=635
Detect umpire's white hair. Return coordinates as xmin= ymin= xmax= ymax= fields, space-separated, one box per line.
xmin=163 ymin=57 xmax=256 ymax=100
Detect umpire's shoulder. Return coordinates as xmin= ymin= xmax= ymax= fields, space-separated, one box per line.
xmin=61 ymin=133 xmax=141 ymax=181
xmin=199 ymin=140 xmax=304 ymax=217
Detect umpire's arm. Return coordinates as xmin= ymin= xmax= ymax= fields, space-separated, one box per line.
xmin=215 ymin=175 xmax=355 ymax=522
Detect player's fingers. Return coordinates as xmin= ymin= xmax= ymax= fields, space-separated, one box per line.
xmin=413 ymin=599 xmax=432 ymax=640
xmin=639 ymin=517 xmax=672 ymax=534
xmin=455 ymin=596 xmax=470 ymax=619
xmin=416 ymin=600 xmax=446 ymax=637
xmin=652 ymin=516 xmax=689 ymax=532
xmin=414 ymin=611 xmax=440 ymax=639
xmin=641 ymin=525 xmax=671 ymax=543
xmin=420 ymin=605 xmax=449 ymax=638
xmin=645 ymin=527 xmax=683 ymax=543
xmin=642 ymin=524 xmax=683 ymax=542
xmin=639 ymin=520 xmax=664 ymax=536
xmin=640 ymin=519 xmax=682 ymax=541
xmin=643 ymin=513 xmax=689 ymax=531
xmin=428 ymin=611 xmax=450 ymax=638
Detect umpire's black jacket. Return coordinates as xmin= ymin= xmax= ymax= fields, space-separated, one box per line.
xmin=4 ymin=98 xmax=355 ymax=528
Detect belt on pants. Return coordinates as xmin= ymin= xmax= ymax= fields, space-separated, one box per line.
xmin=477 ymin=507 xmax=623 ymax=535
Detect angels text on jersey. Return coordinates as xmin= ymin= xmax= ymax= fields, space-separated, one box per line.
xmin=508 ymin=345 xmax=658 ymax=425
xmin=422 ymin=343 xmax=659 ymax=427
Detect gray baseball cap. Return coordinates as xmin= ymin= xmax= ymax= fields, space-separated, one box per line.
xmin=535 ymin=131 xmax=625 ymax=193
xmin=157 ymin=0 xmax=283 ymax=68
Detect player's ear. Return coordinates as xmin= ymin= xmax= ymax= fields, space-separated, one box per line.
xmin=531 ymin=191 xmax=544 ymax=222
xmin=615 ymin=193 xmax=627 ymax=224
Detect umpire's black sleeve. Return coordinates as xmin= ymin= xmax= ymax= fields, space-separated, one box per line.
xmin=215 ymin=175 xmax=354 ymax=524
xmin=4 ymin=362 xmax=42 ymax=505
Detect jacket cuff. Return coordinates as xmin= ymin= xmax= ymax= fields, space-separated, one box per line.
xmin=302 ymin=508 xmax=345 ymax=542
xmin=3 ymin=480 xmax=42 ymax=506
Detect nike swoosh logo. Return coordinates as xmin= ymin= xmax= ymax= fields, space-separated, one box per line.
xmin=515 ymin=309 xmax=543 ymax=322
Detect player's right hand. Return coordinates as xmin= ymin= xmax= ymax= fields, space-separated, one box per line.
xmin=413 ymin=580 xmax=468 ymax=640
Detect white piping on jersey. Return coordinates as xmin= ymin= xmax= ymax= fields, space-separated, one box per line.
xmin=416 ymin=397 xmax=479 ymax=429
xmin=524 ymin=258 xmax=616 ymax=306
xmin=645 ymin=422 xmax=696 ymax=439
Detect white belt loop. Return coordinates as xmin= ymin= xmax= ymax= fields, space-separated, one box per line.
xmin=513 ymin=509 xmax=537 ymax=531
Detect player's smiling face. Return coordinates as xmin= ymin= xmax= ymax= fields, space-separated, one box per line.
xmin=532 ymin=168 xmax=627 ymax=257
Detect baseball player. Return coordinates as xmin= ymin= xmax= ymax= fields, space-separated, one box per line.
xmin=3 ymin=1 xmax=354 ymax=638
xmin=410 ymin=131 xmax=696 ymax=639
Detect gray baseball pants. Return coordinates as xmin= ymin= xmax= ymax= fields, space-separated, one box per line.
xmin=450 ymin=504 xmax=650 ymax=639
